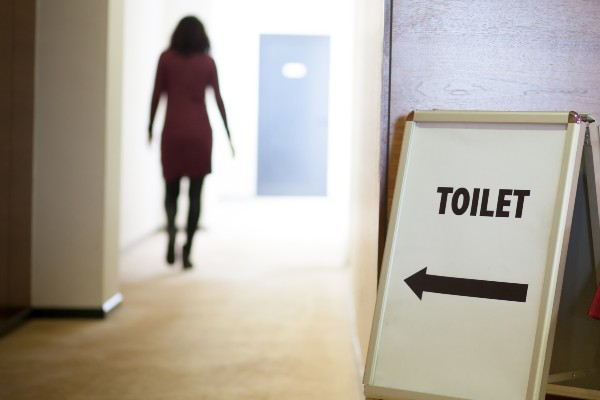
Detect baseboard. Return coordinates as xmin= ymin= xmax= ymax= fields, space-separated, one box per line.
xmin=31 ymin=292 xmax=124 ymax=319
xmin=31 ymin=308 xmax=106 ymax=318
xmin=0 ymin=308 xmax=32 ymax=337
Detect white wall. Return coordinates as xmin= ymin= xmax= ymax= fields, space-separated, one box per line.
xmin=119 ymin=0 xmax=167 ymax=247
xmin=120 ymin=0 xmax=354 ymax=247
xmin=104 ymin=0 xmax=124 ymax=302
xmin=33 ymin=0 xmax=122 ymax=308
xmin=350 ymin=0 xmax=385 ymax=367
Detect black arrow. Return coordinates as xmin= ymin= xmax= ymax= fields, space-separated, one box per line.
xmin=404 ymin=267 xmax=528 ymax=302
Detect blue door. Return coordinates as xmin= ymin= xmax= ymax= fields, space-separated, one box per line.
xmin=257 ymin=34 xmax=330 ymax=196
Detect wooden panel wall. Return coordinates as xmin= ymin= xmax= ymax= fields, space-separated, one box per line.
xmin=0 ymin=1 xmax=14 ymax=312
xmin=379 ymin=1 xmax=600 ymax=398
xmin=0 ymin=0 xmax=35 ymax=324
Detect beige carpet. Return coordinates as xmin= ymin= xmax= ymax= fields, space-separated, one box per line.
xmin=0 ymin=198 xmax=364 ymax=400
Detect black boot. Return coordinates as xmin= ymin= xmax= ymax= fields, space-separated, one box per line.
xmin=182 ymin=243 xmax=193 ymax=269
xmin=165 ymin=179 xmax=181 ymax=266
xmin=166 ymin=229 xmax=176 ymax=265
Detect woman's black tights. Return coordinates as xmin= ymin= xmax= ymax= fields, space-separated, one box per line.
xmin=165 ymin=176 xmax=205 ymax=267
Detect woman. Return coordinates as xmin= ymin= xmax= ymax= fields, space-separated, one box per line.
xmin=149 ymin=16 xmax=233 ymax=269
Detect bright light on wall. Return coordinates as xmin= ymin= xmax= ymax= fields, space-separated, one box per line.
xmin=281 ymin=62 xmax=308 ymax=79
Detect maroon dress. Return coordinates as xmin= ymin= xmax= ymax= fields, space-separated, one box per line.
xmin=150 ymin=50 xmax=221 ymax=181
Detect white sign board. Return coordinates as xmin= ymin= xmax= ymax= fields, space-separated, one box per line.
xmin=364 ymin=111 xmax=584 ymax=400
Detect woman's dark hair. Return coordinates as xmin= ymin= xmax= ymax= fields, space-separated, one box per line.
xmin=170 ymin=16 xmax=210 ymax=55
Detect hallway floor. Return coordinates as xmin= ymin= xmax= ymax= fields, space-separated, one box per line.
xmin=0 ymin=198 xmax=363 ymax=400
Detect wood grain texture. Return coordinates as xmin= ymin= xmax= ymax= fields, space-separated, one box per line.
xmin=0 ymin=0 xmax=34 ymax=322
xmin=390 ymin=1 xmax=600 ymax=115
xmin=8 ymin=0 xmax=34 ymax=307
xmin=0 ymin=0 xmax=14 ymax=309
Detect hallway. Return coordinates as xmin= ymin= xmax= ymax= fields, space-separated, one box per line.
xmin=0 ymin=198 xmax=363 ymax=399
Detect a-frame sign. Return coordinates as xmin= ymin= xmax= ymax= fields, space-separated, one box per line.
xmin=364 ymin=110 xmax=600 ymax=400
